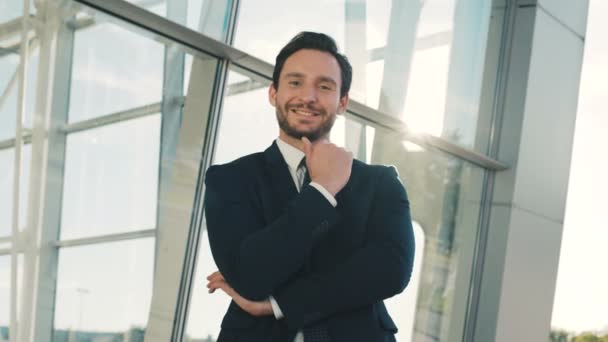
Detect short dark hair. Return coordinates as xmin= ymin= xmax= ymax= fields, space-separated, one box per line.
xmin=272 ymin=32 xmax=352 ymax=98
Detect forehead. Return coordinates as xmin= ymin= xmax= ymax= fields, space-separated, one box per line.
xmin=281 ymin=49 xmax=342 ymax=83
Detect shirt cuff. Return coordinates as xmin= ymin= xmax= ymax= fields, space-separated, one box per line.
xmin=269 ymin=296 xmax=284 ymax=320
xmin=309 ymin=182 xmax=338 ymax=207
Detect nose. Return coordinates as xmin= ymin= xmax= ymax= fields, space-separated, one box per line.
xmin=298 ymin=85 xmax=317 ymax=103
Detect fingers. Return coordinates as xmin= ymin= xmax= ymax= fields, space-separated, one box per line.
xmin=207 ymin=278 xmax=235 ymax=296
xmin=301 ymin=136 xmax=313 ymax=158
xmin=206 ymin=271 xmax=224 ymax=282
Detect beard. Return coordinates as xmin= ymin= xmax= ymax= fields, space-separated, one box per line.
xmin=276 ymin=103 xmax=337 ymax=142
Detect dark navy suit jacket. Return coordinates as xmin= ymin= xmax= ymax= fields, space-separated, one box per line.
xmin=204 ymin=142 xmax=415 ymax=342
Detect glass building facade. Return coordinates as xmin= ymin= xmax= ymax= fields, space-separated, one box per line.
xmin=0 ymin=0 xmax=589 ymax=341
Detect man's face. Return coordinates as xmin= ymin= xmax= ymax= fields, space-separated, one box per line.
xmin=269 ymin=49 xmax=349 ymax=142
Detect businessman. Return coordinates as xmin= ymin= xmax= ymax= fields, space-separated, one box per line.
xmin=204 ymin=32 xmax=415 ymax=342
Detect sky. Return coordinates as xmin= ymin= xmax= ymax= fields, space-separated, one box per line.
xmin=550 ymin=0 xmax=608 ymax=334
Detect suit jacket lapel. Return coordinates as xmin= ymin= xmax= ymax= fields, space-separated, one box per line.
xmin=261 ymin=142 xmax=299 ymax=222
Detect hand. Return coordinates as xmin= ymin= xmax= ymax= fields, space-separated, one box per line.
xmin=302 ymin=137 xmax=353 ymax=196
xmin=206 ymin=271 xmax=273 ymax=317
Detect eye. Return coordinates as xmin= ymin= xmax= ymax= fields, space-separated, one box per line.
xmin=320 ymin=84 xmax=333 ymax=91
xmin=288 ymin=80 xmax=301 ymax=87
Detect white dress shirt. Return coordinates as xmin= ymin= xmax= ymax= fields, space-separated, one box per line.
xmin=270 ymin=137 xmax=338 ymax=342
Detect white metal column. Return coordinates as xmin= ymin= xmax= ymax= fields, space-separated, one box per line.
xmin=9 ymin=0 xmax=32 ymax=340
xmin=17 ymin=0 xmax=70 ymax=340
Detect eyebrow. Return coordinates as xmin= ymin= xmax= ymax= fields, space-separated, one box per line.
xmin=284 ymin=72 xmax=305 ymax=78
xmin=283 ymin=72 xmax=337 ymax=85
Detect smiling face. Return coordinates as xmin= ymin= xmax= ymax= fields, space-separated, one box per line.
xmin=269 ymin=49 xmax=349 ymax=144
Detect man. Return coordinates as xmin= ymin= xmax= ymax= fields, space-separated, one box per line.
xmin=204 ymin=32 xmax=415 ymax=342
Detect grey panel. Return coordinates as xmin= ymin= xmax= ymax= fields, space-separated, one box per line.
xmin=538 ymin=0 xmax=589 ymax=37
xmin=512 ymin=9 xmax=584 ymax=222
xmin=494 ymin=206 xmax=564 ymax=342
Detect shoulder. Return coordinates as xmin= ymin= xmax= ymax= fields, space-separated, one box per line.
xmin=352 ymin=159 xmax=401 ymax=181
xmin=352 ymin=160 xmax=407 ymax=198
xmin=205 ymin=152 xmax=265 ymax=189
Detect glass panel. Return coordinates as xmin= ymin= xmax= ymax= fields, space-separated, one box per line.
xmin=234 ymin=0 xmax=494 ymax=151
xmin=0 ymin=55 xmax=19 ymax=141
xmin=185 ymin=229 xmax=228 ymax=341
xmin=0 ymin=145 xmax=31 ymax=237
xmin=371 ymin=128 xmax=484 ymax=341
xmin=126 ymin=0 xmax=233 ymax=41
xmin=68 ymin=22 xmax=164 ymax=123
xmin=0 ymin=253 xmax=21 ymax=341
xmin=212 ymin=69 xmax=274 ymax=165
xmin=0 ymin=256 xmax=9 ymax=339
xmin=0 ymin=149 xmax=13 ymax=237
xmin=385 ymin=222 xmax=426 ymax=342
xmin=52 ymin=238 xmax=154 ymax=341
xmin=60 ymin=114 xmax=160 ymax=240
xmin=0 ymin=44 xmax=39 ymax=140
xmin=0 ymin=56 xmax=19 ymax=95
xmin=186 ymin=67 xmax=273 ymax=340
xmin=0 ymin=0 xmax=22 ymax=23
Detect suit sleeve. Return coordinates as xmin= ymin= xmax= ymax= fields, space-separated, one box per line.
xmin=272 ymin=166 xmax=415 ymax=329
xmin=204 ymin=165 xmax=340 ymax=301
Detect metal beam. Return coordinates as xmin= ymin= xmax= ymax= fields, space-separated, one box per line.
xmin=225 ymin=79 xmax=265 ymax=96
xmin=0 ymin=129 xmax=33 ymax=150
xmin=347 ymin=101 xmax=508 ymax=170
xmin=0 ymin=16 xmax=37 ymax=58
xmin=53 ymin=228 xmax=156 ymax=248
xmin=59 ymin=102 xmax=161 ymax=133
xmin=0 ymin=17 xmax=25 ymax=45
xmin=73 ymin=0 xmax=507 ymax=171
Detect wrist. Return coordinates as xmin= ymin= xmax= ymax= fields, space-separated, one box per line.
xmin=250 ymin=300 xmax=273 ymax=316
xmin=314 ymin=179 xmax=339 ymax=197
xmin=257 ymin=301 xmax=273 ymax=316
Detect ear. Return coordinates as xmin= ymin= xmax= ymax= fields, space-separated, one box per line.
xmin=337 ymin=93 xmax=349 ymax=114
xmin=268 ymin=84 xmax=277 ymax=107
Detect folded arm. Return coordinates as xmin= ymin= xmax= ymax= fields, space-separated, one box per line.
xmin=204 ymin=165 xmax=339 ymax=301
xmin=273 ymin=166 xmax=415 ymax=329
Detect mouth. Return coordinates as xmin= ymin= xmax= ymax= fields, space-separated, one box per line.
xmin=290 ymin=108 xmax=321 ymax=118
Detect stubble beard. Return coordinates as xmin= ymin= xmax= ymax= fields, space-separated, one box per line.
xmin=276 ymin=105 xmax=337 ymax=142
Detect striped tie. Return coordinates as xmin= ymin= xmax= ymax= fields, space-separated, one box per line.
xmin=297 ymin=158 xmax=310 ymax=191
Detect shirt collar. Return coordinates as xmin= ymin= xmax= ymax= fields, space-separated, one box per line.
xmin=275 ymin=137 xmax=305 ymax=171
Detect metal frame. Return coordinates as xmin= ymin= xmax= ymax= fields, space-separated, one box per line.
xmin=18 ymin=0 xmax=75 ymax=339
xmin=53 ymin=228 xmax=156 ymax=248
xmin=462 ymin=0 xmax=518 ymax=340
xmin=75 ymin=0 xmax=508 ymax=171
xmin=60 ymin=102 xmax=161 ymax=134
xmin=174 ymin=0 xmax=240 ymax=339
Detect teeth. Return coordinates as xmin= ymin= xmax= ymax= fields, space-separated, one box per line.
xmin=293 ymin=109 xmax=316 ymax=116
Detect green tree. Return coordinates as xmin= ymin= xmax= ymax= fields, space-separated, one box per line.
xmin=573 ymin=332 xmax=602 ymax=342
